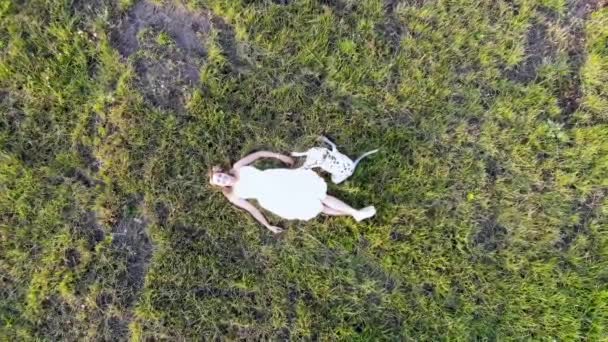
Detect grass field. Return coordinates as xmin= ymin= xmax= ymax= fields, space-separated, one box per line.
xmin=1 ymin=0 xmax=607 ymax=340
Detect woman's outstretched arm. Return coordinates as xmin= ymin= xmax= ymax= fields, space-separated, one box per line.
xmin=233 ymin=151 xmax=294 ymax=170
xmin=224 ymin=192 xmax=283 ymax=233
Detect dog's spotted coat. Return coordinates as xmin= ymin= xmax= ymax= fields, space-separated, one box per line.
xmin=292 ymin=136 xmax=378 ymax=184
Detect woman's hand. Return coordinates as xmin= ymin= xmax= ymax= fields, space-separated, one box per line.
xmin=225 ymin=194 xmax=283 ymax=234
xmin=266 ymin=225 xmax=284 ymax=234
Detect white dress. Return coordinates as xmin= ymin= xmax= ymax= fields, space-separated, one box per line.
xmin=233 ymin=166 xmax=328 ymax=220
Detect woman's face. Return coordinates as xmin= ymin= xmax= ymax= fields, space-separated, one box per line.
xmin=210 ymin=172 xmax=236 ymax=187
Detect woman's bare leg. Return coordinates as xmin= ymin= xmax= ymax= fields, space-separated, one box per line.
xmin=322 ymin=196 xmax=359 ymax=215
xmin=322 ymin=205 xmax=348 ymax=216
xmin=321 ymin=196 xmax=376 ymax=222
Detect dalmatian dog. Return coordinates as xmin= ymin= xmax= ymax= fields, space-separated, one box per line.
xmin=291 ymin=136 xmax=379 ymax=184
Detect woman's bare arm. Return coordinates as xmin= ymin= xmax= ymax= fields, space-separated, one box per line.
xmin=224 ymin=192 xmax=283 ymax=233
xmin=232 ymin=151 xmax=294 ymax=170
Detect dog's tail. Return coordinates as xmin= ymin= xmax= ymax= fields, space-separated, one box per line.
xmin=353 ymin=149 xmax=379 ymax=168
xmin=291 ymin=151 xmax=307 ymax=157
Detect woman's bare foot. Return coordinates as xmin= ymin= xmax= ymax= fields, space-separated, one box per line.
xmin=354 ymin=206 xmax=376 ymax=222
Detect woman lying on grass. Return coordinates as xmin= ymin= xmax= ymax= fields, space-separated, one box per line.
xmin=209 ymin=151 xmax=376 ymax=233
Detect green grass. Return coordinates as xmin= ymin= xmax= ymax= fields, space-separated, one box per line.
xmin=1 ymin=0 xmax=607 ymax=340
